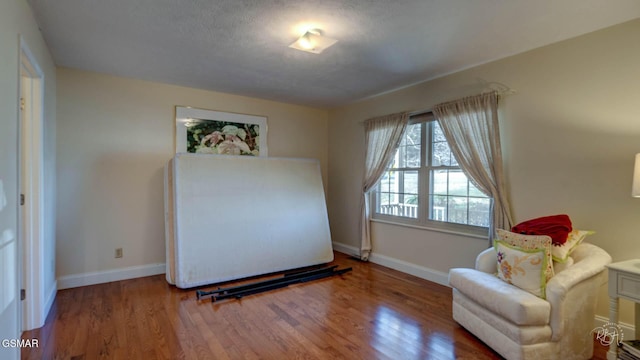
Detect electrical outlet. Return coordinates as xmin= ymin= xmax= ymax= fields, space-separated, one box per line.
xmin=115 ymin=248 xmax=123 ymax=258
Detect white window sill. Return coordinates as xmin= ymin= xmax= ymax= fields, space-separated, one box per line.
xmin=370 ymin=218 xmax=488 ymax=240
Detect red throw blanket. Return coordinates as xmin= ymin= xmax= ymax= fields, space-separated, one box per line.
xmin=511 ymin=214 xmax=573 ymax=245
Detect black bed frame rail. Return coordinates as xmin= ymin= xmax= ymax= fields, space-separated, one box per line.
xmin=196 ymin=265 xmax=352 ymax=302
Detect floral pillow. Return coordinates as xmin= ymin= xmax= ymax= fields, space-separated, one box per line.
xmin=552 ymin=230 xmax=594 ymax=262
xmin=495 ymin=239 xmax=548 ymax=298
xmin=496 ymin=229 xmax=554 ymax=281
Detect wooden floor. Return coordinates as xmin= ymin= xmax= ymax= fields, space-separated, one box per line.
xmin=22 ymin=251 xmax=610 ymax=359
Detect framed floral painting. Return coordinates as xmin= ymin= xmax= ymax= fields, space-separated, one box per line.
xmin=175 ymin=106 xmax=268 ymax=156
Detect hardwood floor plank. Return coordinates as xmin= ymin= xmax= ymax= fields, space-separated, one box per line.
xmin=190 ymin=312 xmax=232 ymax=360
xmin=22 ymin=251 xmax=611 ymax=359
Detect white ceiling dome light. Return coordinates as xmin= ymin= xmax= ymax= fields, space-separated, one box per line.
xmin=288 ymin=29 xmax=338 ymax=54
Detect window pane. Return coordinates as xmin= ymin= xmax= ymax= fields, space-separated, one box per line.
xmin=379 ymin=193 xmax=390 ymax=206
xmin=379 ymin=171 xmax=391 ymax=193
xmin=469 ymin=198 xmax=491 ymax=227
xmin=430 ymin=195 xmax=447 ymax=221
xmin=389 ymin=151 xmax=399 ymax=169
xmin=397 ymin=147 xmax=406 ymax=168
xmin=431 ymin=122 xmax=460 ymax=166
xmin=406 ymin=123 xmax=421 ymax=146
xmin=405 ymin=145 xmax=420 ymax=167
xmin=431 ymin=122 xmax=451 ymax=166
xmin=448 ymin=196 xmax=468 ymax=225
xmin=403 ymin=171 xmax=419 ymax=218
xmin=427 ymin=150 xmax=490 ymax=227
xmin=400 ymin=202 xmax=418 ymax=218
xmin=432 ymin=170 xmax=448 ymax=195
xmin=389 ymin=171 xmax=397 ymax=192
xmin=448 ymin=170 xmax=468 ymax=196
xmin=377 ymin=193 xmax=397 ymax=216
xmin=376 ymin=191 xmax=417 ymax=218
xmin=403 ymin=171 xmax=418 ymax=195
xmin=389 ymin=192 xmax=399 ymax=205
xmin=450 ymin=153 xmax=459 ymax=166
xmin=431 ymin=141 xmax=451 ymax=166
xmin=469 ymin=180 xmax=486 ymax=197
xmin=392 ymin=123 xmax=421 ymax=169
xmin=432 ymin=121 xmax=446 ymax=142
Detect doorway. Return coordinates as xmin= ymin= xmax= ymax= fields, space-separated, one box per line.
xmin=19 ymin=38 xmax=46 ymax=331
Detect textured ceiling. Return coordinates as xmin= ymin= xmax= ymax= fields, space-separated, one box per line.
xmin=27 ymin=0 xmax=640 ymax=108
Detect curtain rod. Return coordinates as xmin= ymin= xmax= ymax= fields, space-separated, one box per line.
xmin=358 ymin=81 xmax=516 ymax=124
xmin=358 ymin=110 xmax=432 ymax=125
xmin=481 ymin=81 xmax=517 ymax=97
xmin=409 ymin=109 xmax=432 ymax=117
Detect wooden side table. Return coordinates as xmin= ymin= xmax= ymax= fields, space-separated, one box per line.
xmin=607 ymin=259 xmax=640 ymax=360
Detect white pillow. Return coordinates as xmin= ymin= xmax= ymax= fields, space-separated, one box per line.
xmin=496 ymin=229 xmax=554 ymax=281
xmin=495 ymin=239 xmax=548 ymax=299
xmin=552 ymin=230 xmax=594 ymax=262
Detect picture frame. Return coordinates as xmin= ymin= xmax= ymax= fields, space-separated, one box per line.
xmin=175 ymin=106 xmax=268 ymax=156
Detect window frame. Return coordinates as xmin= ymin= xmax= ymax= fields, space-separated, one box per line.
xmin=371 ymin=114 xmax=490 ymax=238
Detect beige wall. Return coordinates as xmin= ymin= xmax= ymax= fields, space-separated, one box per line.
xmin=328 ymin=19 xmax=640 ymax=324
xmin=0 ymin=0 xmax=56 ymax=352
xmin=56 ymin=68 xmax=329 ymax=279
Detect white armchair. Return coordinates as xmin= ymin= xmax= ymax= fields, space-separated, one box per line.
xmin=449 ymin=243 xmax=611 ymax=360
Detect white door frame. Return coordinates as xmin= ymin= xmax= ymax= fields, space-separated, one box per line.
xmin=19 ymin=37 xmax=46 ymax=331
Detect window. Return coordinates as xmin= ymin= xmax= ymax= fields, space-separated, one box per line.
xmin=372 ymin=116 xmax=491 ymax=234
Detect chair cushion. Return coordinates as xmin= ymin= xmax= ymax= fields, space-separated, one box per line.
xmin=453 ymin=289 xmax=552 ymax=346
xmin=449 ymin=268 xmax=551 ymax=326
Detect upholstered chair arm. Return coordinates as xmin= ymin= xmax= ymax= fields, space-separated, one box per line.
xmin=545 ymin=243 xmax=612 ymax=341
xmin=475 ymin=247 xmax=497 ymax=274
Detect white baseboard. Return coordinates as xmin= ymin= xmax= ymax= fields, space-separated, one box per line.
xmin=594 ymin=315 xmax=635 ymax=339
xmin=58 ymin=263 xmax=165 ymax=290
xmin=44 ymin=280 xmax=57 ymax=319
xmin=332 ymin=241 xmax=360 ymax=257
xmin=369 ymin=252 xmax=450 ymax=286
xmin=332 ymin=241 xmax=450 ymax=286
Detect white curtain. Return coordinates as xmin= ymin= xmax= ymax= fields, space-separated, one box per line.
xmin=432 ymin=92 xmax=513 ymax=243
xmin=360 ymin=112 xmax=409 ymax=260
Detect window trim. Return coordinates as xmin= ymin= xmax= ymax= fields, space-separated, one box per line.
xmin=370 ymin=113 xmax=490 ymax=238
xmin=370 ymin=217 xmax=488 ymax=239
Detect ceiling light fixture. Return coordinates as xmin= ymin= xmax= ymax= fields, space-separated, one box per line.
xmin=288 ymin=29 xmax=337 ymax=54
